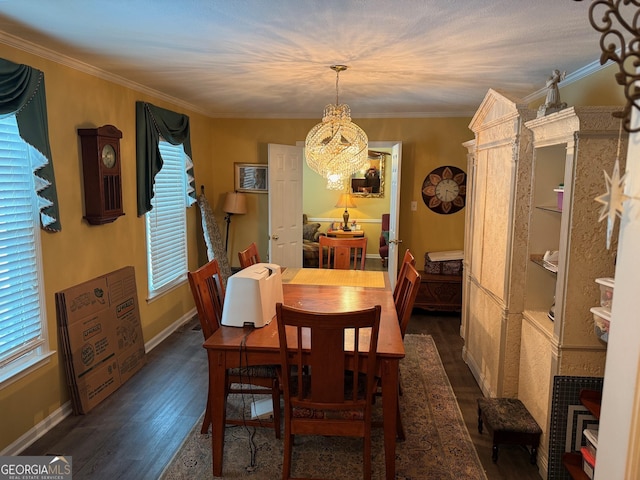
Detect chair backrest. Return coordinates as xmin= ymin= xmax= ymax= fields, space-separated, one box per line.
xmin=238 ymin=242 xmax=261 ymax=268
xmin=393 ymin=249 xmax=416 ymax=301
xmin=318 ymin=236 xmax=367 ymax=270
xmin=394 ymin=262 xmax=421 ymax=338
xmin=381 ymin=213 xmax=390 ymax=232
xmin=276 ymin=303 xmax=381 ymax=411
xmin=187 ymin=259 xmax=226 ymax=340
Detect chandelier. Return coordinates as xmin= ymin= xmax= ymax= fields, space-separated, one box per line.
xmin=305 ymin=65 xmax=369 ymax=190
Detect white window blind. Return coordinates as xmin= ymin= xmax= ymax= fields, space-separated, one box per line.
xmin=0 ymin=114 xmax=48 ymax=378
xmin=145 ymin=140 xmax=189 ymax=296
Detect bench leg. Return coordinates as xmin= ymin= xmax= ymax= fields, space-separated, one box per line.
xmin=492 ymin=444 xmax=498 ymax=463
xmin=530 ymin=446 xmax=538 ymax=465
xmin=477 ymin=406 xmax=483 ymax=433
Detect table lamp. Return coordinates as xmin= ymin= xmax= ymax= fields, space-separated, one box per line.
xmin=335 ymin=192 xmax=356 ymax=231
xmin=223 ymin=191 xmax=247 ymax=251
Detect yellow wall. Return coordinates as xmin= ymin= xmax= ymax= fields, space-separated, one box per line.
xmin=0 ymin=35 xmax=625 ymax=454
xmin=209 ymin=117 xmax=473 ymax=268
xmin=203 ymin=66 xmax=626 ymax=269
xmin=0 ymin=44 xmax=214 ymax=451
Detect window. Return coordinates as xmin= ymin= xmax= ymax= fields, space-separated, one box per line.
xmin=0 ymin=114 xmax=52 ymax=385
xmin=145 ymin=140 xmax=190 ymax=297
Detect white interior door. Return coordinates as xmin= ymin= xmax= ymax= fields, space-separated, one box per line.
xmin=268 ymin=144 xmax=303 ymax=267
xmin=370 ymin=141 xmax=402 ymax=289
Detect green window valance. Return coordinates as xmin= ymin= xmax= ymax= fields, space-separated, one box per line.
xmin=0 ymin=57 xmax=61 ymax=231
xmin=136 ymin=101 xmax=196 ymax=216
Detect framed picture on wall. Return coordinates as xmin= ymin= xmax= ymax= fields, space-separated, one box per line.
xmin=234 ymin=163 xmax=268 ymax=193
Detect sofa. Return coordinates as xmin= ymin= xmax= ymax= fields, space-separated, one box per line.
xmin=302 ymin=214 xmax=325 ymax=267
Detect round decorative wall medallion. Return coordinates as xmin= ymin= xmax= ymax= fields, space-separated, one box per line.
xmin=421 ymin=165 xmax=467 ymax=214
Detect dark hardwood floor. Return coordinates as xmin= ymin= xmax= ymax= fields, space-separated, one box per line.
xmin=22 ymin=320 xmax=209 ymax=479
xmin=406 ymin=311 xmax=542 ymax=480
xmin=23 ymin=309 xmax=542 ymax=479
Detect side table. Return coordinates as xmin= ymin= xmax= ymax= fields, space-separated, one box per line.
xmin=326 ymin=229 xmax=365 ymax=238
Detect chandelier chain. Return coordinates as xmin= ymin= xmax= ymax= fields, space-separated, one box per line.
xmin=331 ymin=64 xmax=347 ymax=105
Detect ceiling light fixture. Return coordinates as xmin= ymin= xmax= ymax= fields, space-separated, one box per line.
xmin=305 ymin=65 xmax=368 ymax=190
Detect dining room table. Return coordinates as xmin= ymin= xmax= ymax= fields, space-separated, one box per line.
xmin=202 ymin=267 xmax=405 ymax=479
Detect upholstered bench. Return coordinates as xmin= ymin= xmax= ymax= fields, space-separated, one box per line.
xmin=477 ymin=397 xmax=542 ymax=465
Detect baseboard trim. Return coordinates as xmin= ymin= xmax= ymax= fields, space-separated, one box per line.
xmin=3 ymin=309 xmax=197 ymax=455
xmin=464 ymin=348 xmax=493 ymax=397
xmin=144 ymin=308 xmax=197 ymax=352
xmin=1 ymin=402 xmax=73 ymax=456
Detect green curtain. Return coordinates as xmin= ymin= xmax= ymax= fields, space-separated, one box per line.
xmin=135 ymin=101 xmax=196 ymax=216
xmin=0 ymin=58 xmax=61 ymax=232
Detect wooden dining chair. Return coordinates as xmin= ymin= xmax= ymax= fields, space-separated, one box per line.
xmin=238 ymin=242 xmax=261 ymax=268
xmin=375 ymin=257 xmax=421 ymax=438
xmin=395 ymin=262 xmax=421 ymax=339
xmin=275 ymin=302 xmax=381 ymax=480
xmin=318 ymin=235 xmax=367 ymax=270
xmin=393 ymin=249 xmax=416 ymax=303
xmin=188 ymin=258 xmax=280 ymax=437
xmin=391 ymin=262 xmax=421 ymax=440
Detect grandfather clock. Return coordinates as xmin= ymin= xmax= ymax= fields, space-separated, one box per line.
xmin=78 ymin=124 xmax=124 ymax=225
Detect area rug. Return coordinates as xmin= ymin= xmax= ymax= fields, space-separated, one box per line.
xmin=160 ymin=334 xmax=487 ymax=480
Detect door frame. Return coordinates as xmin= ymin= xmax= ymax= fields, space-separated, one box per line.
xmin=369 ymin=141 xmax=402 ymax=289
xmin=279 ymin=140 xmax=402 ymax=284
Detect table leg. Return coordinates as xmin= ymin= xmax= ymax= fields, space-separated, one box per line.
xmin=380 ymin=358 xmax=399 ymax=480
xmin=209 ymin=350 xmax=227 ymax=477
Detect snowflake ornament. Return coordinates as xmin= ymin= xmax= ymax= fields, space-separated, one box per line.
xmin=594 ymin=158 xmax=627 ymax=249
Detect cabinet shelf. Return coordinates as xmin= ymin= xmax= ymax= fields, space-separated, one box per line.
xmin=580 ymin=389 xmax=602 ymax=420
xmin=562 ymin=452 xmax=589 ymax=480
xmin=522 ymin=309 xmax=555 ymax=335
xmin=530 ymin=254 xmax=558 ymax=274
xmin=536 ymin=205 xmax=562 ymax=214
xmin=562 ymin=389 xmax=602 ymax=478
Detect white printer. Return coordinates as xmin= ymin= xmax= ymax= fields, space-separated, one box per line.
xmin=221 ymin=263 xmax=284 ymax=328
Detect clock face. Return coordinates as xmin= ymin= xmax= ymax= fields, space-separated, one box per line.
xmin=422 ymin=166 xmax=467 ymax=214
xmin=435 ymin=178 xmax=460 ymax=202
xmin=101 ymin=144 xmax=117 ymax=169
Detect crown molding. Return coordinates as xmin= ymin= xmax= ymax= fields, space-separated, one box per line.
xmin=0 ymin=30 xmax=209 ymax=116
xmin=522 ymin=55 xmax=614 ymax=104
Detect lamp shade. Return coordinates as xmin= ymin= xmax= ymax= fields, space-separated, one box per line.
xmin=223 ymin=192 xmax=247 ymax=214
xmin=335 ymin=193 xmax=356 ymax=209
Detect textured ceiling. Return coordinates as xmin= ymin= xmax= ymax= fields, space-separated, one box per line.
xmin=0 ymin=0 xmax=604 ymax=118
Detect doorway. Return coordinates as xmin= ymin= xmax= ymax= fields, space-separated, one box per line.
xmin=268 ymin=141 xmax=402 ymax=287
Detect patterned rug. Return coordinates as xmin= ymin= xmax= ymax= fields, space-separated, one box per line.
xmin=160 ymin=334 xmax=487 ymax=479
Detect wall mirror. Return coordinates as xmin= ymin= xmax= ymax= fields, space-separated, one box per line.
xmin=350 ymin=151 xmax=386 ymax=198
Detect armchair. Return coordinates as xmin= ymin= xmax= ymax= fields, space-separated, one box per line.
xmin=379 ymin=213 xmax=390 ymax=266
xmin=302 ymin=214 xmax=326 ymax=267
